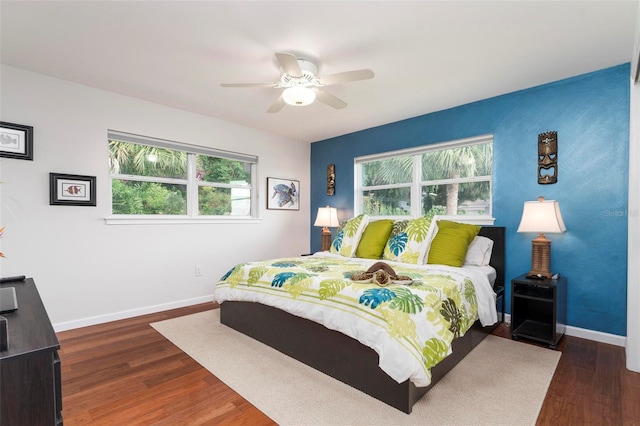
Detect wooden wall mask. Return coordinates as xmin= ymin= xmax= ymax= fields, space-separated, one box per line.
xmin=327 ymin=164 xmax=335 ymax=195
xmin=538 ymin=131 xmax=558 ymax=184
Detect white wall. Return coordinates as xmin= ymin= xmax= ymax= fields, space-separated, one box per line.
xmin=627 ymin=0 xmax=640 ymax=373
xmin=629 ymin=79 xmax=639 ymax=372
xmin=0 ymin=65 xmax=310 ymax=330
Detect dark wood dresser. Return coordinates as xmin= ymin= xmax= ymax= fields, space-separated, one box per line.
xmin=0 ymin=278 xmax=62 ymax=425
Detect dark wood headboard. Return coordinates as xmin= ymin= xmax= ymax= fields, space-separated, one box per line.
xmin=477 ymin=226 xmax=505 ymax=290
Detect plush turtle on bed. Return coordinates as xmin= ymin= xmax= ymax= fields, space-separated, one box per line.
xmin=349 ymin=261 xmax=412 ymax=286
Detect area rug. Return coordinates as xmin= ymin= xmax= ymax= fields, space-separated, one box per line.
xmin=151 ymin=309 xmax=561 ymax=425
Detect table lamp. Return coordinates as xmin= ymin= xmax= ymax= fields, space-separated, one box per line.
xmin=314 ymin=206 xmax=339 ymax=251
xmin=517 ymin=196 xmax=566 ymax=279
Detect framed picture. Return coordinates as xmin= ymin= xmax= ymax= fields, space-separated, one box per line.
xmin=267 ymin=177 xmax=299 ymax=210
xmin=0 ymin=121 xmax=33 ymax=161
xmin=50 ymin=173 xmax=97 ymax=206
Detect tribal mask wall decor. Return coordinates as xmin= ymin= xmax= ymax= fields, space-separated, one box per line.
xmin=327 ymin=164 xmax=336 ymax=195
xmin=538 ymin=131 xmax=558 ymax=184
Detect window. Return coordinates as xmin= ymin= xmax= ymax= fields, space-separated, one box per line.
xmin=108 ymin=131 xmax=258 ymax=221
xmin=355 ymin=135 xmax=493 ymax=220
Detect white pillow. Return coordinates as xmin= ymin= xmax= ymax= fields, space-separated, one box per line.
xmin=383 ymin=216 xmax=434 ymax=264
xmin=418 ymin=218 xmax=440 ymax=264
xmin=417 ymin=215 xmax=444 ymax=264
xmin=329 ymin=214 xmax=370 ymax=257
xmin=463 ymin=236 xmax=494 ymax=266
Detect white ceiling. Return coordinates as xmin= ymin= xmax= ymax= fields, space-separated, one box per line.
xmin=1 ymin=1 xmax=638 ymax=143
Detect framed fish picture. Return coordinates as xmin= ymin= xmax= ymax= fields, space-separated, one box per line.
xmin=49 ymin=173 xmax=96 ymax=206
xmin=0 ymin=121 xmax=33 ymax=161
xmin=267 ymin=177 xmax=299 ymax=210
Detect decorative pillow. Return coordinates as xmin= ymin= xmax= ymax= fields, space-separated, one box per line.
xmin=418 ymin=217 xmax=440 ymax=264
xmin=382 ymin=216 xmax=433 ymax=264
xmin=355 ymin=219 xmax=394 ymax=259
xmin=329 ymin=214 xmax=369 ymax=257
xmin=463 ymin=236 xmax=494 ymax=266
xmin=427 ymin=220 xmax=481 ymax=267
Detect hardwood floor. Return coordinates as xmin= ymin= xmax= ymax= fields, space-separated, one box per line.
xmin=58 ymin=303 xmax=274 ymax=425
xmin=58 ymin=303 xmax=640 ymax=425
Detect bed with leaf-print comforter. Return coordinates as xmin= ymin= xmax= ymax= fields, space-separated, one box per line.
xmin=215 ymin=252 xmax=497 ymax=387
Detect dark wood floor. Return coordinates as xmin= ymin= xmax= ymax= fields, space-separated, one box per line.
xmin=57 ymin=303 xmax=640 ymax=425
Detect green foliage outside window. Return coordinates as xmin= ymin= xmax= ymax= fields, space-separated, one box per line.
xmin=199 ymin=187 xmax=232 ymax=216
xmin=109 ymin=140 xmax=252 ymax=216
xmin=111 ymin=180 xmax=186 ymax=215
xmin=358 ymin=141 xmax=492 ymax=217
xmin=197 ymin=155 xmax=250 ymax=184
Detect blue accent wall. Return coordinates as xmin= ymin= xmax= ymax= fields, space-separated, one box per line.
xmin=310 ymin=64 xmax=630 ymax=336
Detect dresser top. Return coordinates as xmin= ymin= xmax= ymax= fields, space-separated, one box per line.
xmin=0 ymin=278 xmax=60 ymax=360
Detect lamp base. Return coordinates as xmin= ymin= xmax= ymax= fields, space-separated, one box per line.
xmin=320 ymin=228 xmax=332 ymax=252
xmin=526 ymin=272 xmax=553 ymax=280
xmin=528 ymin=235 xmax=552 ymax=279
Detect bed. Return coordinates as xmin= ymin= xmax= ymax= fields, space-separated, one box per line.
xmin=215 ymin=219 xmax=505 ymax=414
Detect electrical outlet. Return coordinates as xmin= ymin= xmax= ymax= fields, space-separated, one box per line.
xmin=195 ymin=265 xmax=203 ymax=276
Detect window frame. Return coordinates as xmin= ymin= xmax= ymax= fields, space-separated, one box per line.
xmin=106 ymin=130 xmax=259 ymax=225
xmin=354 ymin=134 xmax=495 ymax=225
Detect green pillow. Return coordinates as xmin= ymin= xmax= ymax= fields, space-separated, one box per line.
xmin=356 ymin=220 xmax=394 ymax=259
xmin=427 ymin=220 xmax=481 ymax=267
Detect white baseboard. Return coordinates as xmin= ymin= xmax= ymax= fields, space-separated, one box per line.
xmin=55 ymin=302 xmax=627 ymax=348
xmin=503 ymin=314 xmax=625 ymax=347
xmin=53 ymin=295 xmax=214 ymax=332
xmin=565 ymin=325 xmax=626 ymax=347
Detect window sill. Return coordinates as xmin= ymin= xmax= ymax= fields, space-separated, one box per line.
xmin=365 ymin=215 xmax=495 ymax=226
xmin=104 ymin=215 xmax=261 ymax=225
xmin=431 ymin=215 xmax=495 ymax=226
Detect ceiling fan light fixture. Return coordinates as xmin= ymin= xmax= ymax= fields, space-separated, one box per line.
xmin=221 ymin=52 xmax=374 ymax=112
xmin=282 ymin=86 xmax=316 ymax=106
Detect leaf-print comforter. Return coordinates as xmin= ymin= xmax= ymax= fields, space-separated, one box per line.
xmin=214 ymin=252 xmax=498 ymax=387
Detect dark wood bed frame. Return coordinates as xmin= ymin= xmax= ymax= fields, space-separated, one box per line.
xmin=219 ymin=226 xmax=505 ymax=414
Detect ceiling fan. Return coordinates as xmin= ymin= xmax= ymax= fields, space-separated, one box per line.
xmin=220 ymin=52 xmax=375 ymax=113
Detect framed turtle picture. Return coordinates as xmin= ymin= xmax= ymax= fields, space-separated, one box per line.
xmin=267 ymin=177 xmax=299 ymax=210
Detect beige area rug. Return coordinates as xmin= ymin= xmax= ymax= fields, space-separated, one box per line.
xmin=151 ymin=310 xmax=561 ymax=425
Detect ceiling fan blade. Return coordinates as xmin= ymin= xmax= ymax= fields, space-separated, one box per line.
xmin=275 ymin=52 xmax=303 ymax=77
xmin=314 ymin=89 xmax=347 ymax=109
xmin=319 ymin=69 xmax=375 ymax=86
xmin=267 ymin=94 xmax=286 ymax=113
xmin=220 ymin=82 xmax=276 ymax=88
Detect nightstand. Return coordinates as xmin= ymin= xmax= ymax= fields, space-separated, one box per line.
xmin=510 ymin=273 xmax=567 ymax=349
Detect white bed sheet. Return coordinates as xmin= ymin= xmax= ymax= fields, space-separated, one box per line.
xmin=215 ymin=253 xmax=499 ymax=386
xmin=312 ymin=252 xmax=498 ymax=326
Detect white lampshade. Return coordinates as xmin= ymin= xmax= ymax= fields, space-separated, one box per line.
xmin=314 ymin=205 xmax=339 ymax=252
xmin=282 ymin=86 xmax=316 ymax=106
xmin=314 ymin=206 xmax=339 ymax=228
xmin=517 ymin=196 xmax=566 ymax=234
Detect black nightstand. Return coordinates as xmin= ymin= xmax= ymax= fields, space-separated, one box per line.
xmin=510 ymin=273 xmax=567 ymax=349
